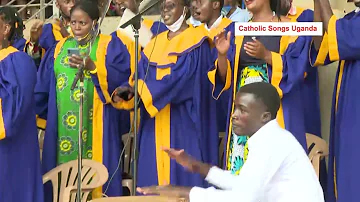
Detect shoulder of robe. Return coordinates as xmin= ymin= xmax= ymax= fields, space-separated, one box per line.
xmin=0 ymin=46 xmax=18 ymax=62
xmin=143 ymin=25 xmax=209 ymax=56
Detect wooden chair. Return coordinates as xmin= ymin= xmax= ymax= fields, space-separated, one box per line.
xmin=38 ymin=129 xmax=45 ymax=161
xmin=306 ymin=133 xmax=329 ymax=178
xmin=121 ymin=133 xmax=134 ymax=195
xmin=43 ymin=159 xmax=109 ymax=202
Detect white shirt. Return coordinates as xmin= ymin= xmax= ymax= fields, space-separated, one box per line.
xmin=204 ymin=15 xmax=223 ymax=31
xmin=228 ymin=7 xmax=251 ymax=22
xmin=189 ymin=120 xmax=324 ymax=202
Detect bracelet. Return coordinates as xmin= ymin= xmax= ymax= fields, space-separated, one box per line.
xmin=90 ymin=68 xmax=98 ymax=74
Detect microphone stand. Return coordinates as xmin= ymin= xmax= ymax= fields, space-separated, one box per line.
xmin=71 ymin=62 xmax=85 ymax=202
xmin=119 ymin=0 xmax=161 ymax=196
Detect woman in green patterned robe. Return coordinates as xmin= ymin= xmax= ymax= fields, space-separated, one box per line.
xmin=35 ymin=0 xmax=131 ymax=200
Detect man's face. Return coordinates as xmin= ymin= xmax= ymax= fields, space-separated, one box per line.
xmin=231 ymin=92 xmax=269 ymax=136
xmin=197 ymin=0 xmax=220 ymax=23
xmin=56 ymin=0 xmax=75 ymax=18
xmin=190 ymin=0 xmax=200 ymax=20
xmin=113 ymin=0 xmax=137 ymax=16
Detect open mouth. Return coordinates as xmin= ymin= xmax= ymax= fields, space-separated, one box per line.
xmin=193 ymin=11 xmax=200 ymax=17
xmin=163 ymin=14 xmax=170 ymax=21
xmin=244 ymin=0 xmax=254 ymax=6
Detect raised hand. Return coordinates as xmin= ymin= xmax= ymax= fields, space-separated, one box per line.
xmin=30 ymin=19 xmax=44 ymax=43
xmin=162 ymin=147 xmax=197 ymax=172
xmin=215 ymin=30 xmax=231 ymax=56
xmin=244 ymin=38 xmax=271 ymax=60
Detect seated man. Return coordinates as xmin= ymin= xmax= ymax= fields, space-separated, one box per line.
xmin=138 ymin=82 xmax=325 ymax=202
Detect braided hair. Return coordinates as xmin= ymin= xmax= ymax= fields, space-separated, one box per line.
xmin=0 ymin=6 xmax=24 ymax=44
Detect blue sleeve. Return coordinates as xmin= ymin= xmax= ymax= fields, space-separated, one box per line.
xmin=0 ymin=52 xmax=37 ymax=140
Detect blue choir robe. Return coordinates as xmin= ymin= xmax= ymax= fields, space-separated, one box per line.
xmin=210 ymin=22 xmax=312 ymax=168
xmin=289 ymin=7 xmax=328 ymax=198
xmin=39 ymin=22 xmax=66 ymax=51
xmin=12 ymin=37 xmax=28 ymax=51
xmin=0 ymin=46 xmax=44 ymax=202
xmin=309 ymin=13 xmax=360 ymax=202
xmin=111 ymin=19 xmax=167 ymax=131
xmin=198 ymin=17 xmax=232 ymax=134
xmin=35 ymin=34 xmax=131 ymax=201
xmin=290 ymin=7 xmax=322 ymax=138
xmin=142 ymin=18 xmax=168 ymax=36
xmin=114 ymin=26 xmax=219 ymax=188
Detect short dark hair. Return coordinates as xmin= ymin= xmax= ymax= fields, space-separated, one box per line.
xmin=71 ymin=0 xmax=100 ymax=21
xmin=238 ymin=82 xmax=280 ymax=119
xmin=0 ymin=6 xmax=24 ymax=44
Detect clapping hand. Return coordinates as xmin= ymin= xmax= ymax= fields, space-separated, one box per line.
xmin=244 ymin=38 xmax=271 ymax=60
xmin=215 ymin=30 xmax=231 ymax=56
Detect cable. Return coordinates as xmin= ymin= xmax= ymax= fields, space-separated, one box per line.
xmin=103 ymin=16 xmax=162 ymax=195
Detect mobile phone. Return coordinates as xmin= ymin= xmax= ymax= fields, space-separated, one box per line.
xmin=67 ymin=48 xmax=80 ymax=56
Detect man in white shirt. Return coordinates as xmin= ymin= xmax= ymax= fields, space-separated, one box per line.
xmin=137 ymin=82 xmax=324 ymax=202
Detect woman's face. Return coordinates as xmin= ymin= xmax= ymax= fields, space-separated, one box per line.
xmin=160 ymin=0 xmax=186 ymax=26
xmin=245 ymin=0 xmax=268 ymax=13
xmin=70 ymin=8 xmax=94 ymax=38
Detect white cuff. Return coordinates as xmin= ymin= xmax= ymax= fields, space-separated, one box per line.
xmin=189 ymin=186 xmax=216 ymax=202
xmin=205 ymin=166 xmax=228 ymax=184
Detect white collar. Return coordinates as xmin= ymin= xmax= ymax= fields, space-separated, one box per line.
xmin=247 ymin=120 xmax=279 ymax=147
xmin=205 ymin=15 xmax=223 ymax=31
xmin=356 ymin=7 xmax=360 ymax=13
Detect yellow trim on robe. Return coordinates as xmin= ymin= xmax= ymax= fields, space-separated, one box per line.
xmin=36 ymin=116 xmax=47 ymax=129
xmin=335 ymin=60 xmax=345 ymax=111
xmin=310 ymin=33 xmax=329 ymax=67
xmin=95 ymin=34 xmax=113 ymax=104
xmin=137 ymin=79 xmax=159 ymax=117
xmin=0 ymin=46 xmax=18 ymax=140
xmin=116 ymin=30 xmax=141 ymax=87
xmin=204 ymin=17 xmax=233 ymax=40
xmin=208 ymin=59 xmax=232 ymax=100
xmin=270 ymin=52 xmax=285 ymax=128
xmin=156 ymin=67 xmax=171 ymax=80
xmin=225 ymin=35 xmax=243 ymax=167
xmin=91 ymin=34 xmax=113 ymax=198
xmin=52 ymin=22 xmax=63 ymax=41
xmin=0 ymin=99 xmax=5 ymax=140
xmin=0 ymin=46 xmax=18 ymax=61
xmin=142 ymin=26 xmax=209 ymax=66
xmin=334 ymin=159 xmax=337 ymax=199
xmin=288 ymin=7 xmax=305 ymax=22
xmin=92 ymin=92 xmax=104 ymax=198
xmin=142 ymin=18 xmax=155 ymax=30
xmin=328 ymin=15 xmax=340 ymax=61
xmin=155 ymin=104 xmax=171 ymax=185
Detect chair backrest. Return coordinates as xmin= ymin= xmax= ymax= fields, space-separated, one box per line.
xmin=122 ymin=133 xmax=134 ymax=175
xmin=43 ymin=159 xmax=109 ymax=202
xmin=306 ymin=133 xmax=329 ymax=177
